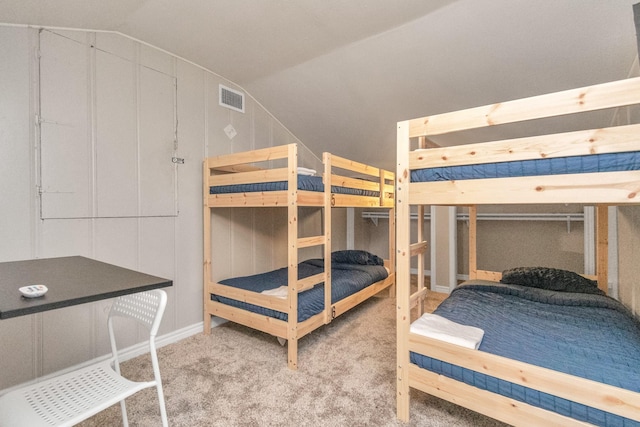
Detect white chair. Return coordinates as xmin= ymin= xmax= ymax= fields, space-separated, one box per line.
xmin=0 ymin=289 xmax=169 ymax=427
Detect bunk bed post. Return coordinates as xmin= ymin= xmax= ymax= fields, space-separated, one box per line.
xmin=396 ymin=120 xmax=411 ymax=422
xmin=323 ymin=153 xmax=333 ymax=325
xmin=203 ymin=159 xmax=212 ymax=334
xmin=382 ymin=168 xmax=396 ymax=297
xmin=415 ymin=210 xmax=425 ymax=312
xmin=596 ymin=205 xmax=609 ymax=294
xmin=388 ymin=205 xmax=396 ymax=297
xmin=287 ymin=143 xmax=299 ymax=370
xmin=416 ymin=137 xmax=428 ymax=314
xmin=468 ymin=205 xmax=477 ymax=280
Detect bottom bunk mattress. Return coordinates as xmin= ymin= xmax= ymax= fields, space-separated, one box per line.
xmin=212 ymin=251 xmax=388 ymax=323
xmin=410 ymin=275 xmax=640 ymax=427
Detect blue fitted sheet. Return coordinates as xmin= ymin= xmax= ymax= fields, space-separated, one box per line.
xmin=411 ymin=280 xmax=640 ymax=426
xmin=211 ymin=259 xmax=388 ymax=322
xmin=411 ymin=151 xmax=640 ymax=182
xmin=209 ymin=174 xmax=380 ymax=197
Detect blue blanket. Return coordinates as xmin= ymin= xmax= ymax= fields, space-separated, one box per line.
xmin=212 ymin=259 xmax=388 ymax=322
xmin=411 ymin=281 xmax=640 ymax=426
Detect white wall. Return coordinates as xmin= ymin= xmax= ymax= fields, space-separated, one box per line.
xmin=0 ymin=25 xmax=312 ymax=390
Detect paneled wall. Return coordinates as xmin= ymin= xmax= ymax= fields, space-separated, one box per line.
xmin=618 ymin=206 xmax=640 ymax=315
xmin=0 ymin=26 xmax=315 ymax=390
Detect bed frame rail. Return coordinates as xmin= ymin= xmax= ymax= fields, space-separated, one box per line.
xmin=409 ymin=335 xmax=640 ymax=422
xmin=325 ymin=152 xmax=395 ymax=208
xmin=407 ymin=76 xmax=640 ymax=138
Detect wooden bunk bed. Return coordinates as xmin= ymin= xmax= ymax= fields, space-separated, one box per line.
xmin=203 ymin=143 xmax=395 ymax=370
xmin=396 ymin=77 xmax=640 ymax=426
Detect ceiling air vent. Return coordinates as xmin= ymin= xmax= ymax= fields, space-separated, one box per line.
xmin=219 ymin=84 xmax=245 ymax=113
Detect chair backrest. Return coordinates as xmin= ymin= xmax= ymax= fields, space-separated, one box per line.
xmin=109 ymin=289 xmax=167 ymax=337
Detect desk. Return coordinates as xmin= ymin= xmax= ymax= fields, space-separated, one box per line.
xmin=0 ymin=256 xmax=172 ymax=319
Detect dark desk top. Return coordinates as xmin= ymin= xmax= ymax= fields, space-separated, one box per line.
xmin=0 ymin=256 xmax=172 ymax=319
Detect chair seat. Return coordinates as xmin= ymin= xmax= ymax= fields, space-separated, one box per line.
xmin=0 ymin=358 xmax=155 ymax=427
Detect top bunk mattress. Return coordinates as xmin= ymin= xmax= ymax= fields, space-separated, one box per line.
xmin=410 ymin=151 xmax=640 ymax=183
xmin=209 ymin=175 xmax=380 ymax=197
xmin=411 ymin=279 xmax=640 ymax=426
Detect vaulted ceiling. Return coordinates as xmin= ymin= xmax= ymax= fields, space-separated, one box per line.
xmin=1 ymin=0 xmax=638 ymax=170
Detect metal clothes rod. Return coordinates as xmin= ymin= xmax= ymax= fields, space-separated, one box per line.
xmin=361 ymin=211 xmax=584 ymax=232
xmin=361 ymin=211 xmax=584 ymax=221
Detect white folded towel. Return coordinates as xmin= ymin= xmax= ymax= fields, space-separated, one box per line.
xmin=410 ymin=313 xmax=484 ymax=349
xmin=297 ymin=167 xmax=317 ymax=176
xmin=261 ymin=285 xmax=288 ymax=299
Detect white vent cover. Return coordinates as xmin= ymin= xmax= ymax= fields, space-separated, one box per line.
xmin=219 ymin=84 xmax=245 ymax=113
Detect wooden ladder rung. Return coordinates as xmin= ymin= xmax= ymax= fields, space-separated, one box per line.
xmin=298 ymin=235 xmax=326 ymax=248
xmin=410 ymin=241 xmax=428 ymax=256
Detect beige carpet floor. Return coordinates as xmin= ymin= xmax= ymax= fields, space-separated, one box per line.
xmin=78 ymin=293 xmax=508 ymax=426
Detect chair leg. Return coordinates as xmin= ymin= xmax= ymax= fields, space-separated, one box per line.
xmin=157 ymin=384 xmax=168 ymax=427
xmin=150 ymin=343 xmax=169 ymax=427
xmin=120 ymin=399 xmax=129 ymax=427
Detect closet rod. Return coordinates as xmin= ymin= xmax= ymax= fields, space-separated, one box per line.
xmin=362 ymin=211 xmax=583 ymax=221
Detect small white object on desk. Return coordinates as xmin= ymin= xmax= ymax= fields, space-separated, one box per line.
xmin=19 ymin=285 xmax=48 ymax=298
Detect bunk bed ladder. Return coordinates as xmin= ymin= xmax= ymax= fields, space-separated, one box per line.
xmin=287 ymin=145 xmax=332 ymax=370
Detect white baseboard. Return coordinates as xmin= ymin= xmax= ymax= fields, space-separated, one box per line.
xmin=410 ymin=267 xmax=431 ymax=277
xmin=432 ymin=285 xmax=450 ymax=294
xmin=114 ymin=316 xmax=228 ymax=362
xmin=408 ymin=269 xmax=469 ymax=294
xmin=0 ymin=317 xmax=228 ymax=396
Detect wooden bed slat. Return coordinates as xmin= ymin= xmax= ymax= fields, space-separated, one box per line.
xmin=474 ymin=269 xmax=502 ymax=281
xmin=296 ymin=191 xmax=325 ymax=206
xmin=408 ymin=365 xmax=592 ymax=427
xmin=208 ymin=301 xmax=287 ymax=338
xmin=409 ymin=287 xmax=428 ymax=308
xmin=208 ymin=191 xmax=289 ymax=207
xmin=209 ymin=282 xmax=289 ymax=312
xmin=408 ymin=334 xmax=640 ymax=421
xmin=297 ymin=235 xmax=326 ymax=248
xmin=209 ymin=164 xmax=263 ymax=173
xmin=207 ymin=144 xmax=289 ymax=168
xmin=409 ymin=123 xmax=640 ymax=169
xmin=407 ymin=76 xmax=640 ymax=137
xmin=297 ymin=272 xmax=324 ymax=293
xmin=332 ymin=194 xmax=384 ymax=207
xmin=210 ymin=167 xmax=288 ymax=186
xmin=409 ymin=241 xmax=427 ymax=257
xmin=333 ymin=274 xmax=395 ymax=318
xmin=329 ymin=154 xmax=381 ymax=177
xmin=295 ymin=312 xmax=326 ymax=338
xmin=331 ymin=173 xmax=382 ymax=191
xmin=408 ymin=171 xmax=640 ymax=206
